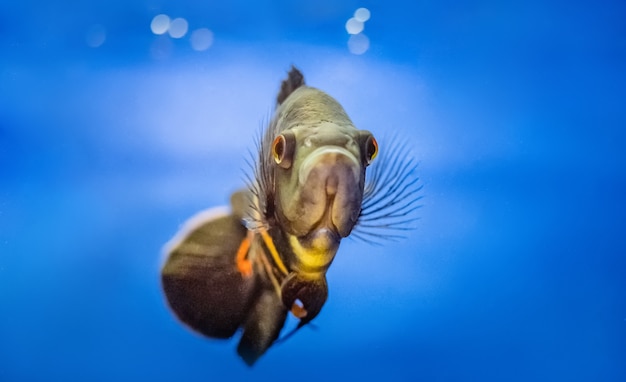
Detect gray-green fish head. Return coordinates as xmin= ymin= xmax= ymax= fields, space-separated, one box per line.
xmin=269 ymin=88 xmax=378 ymax=273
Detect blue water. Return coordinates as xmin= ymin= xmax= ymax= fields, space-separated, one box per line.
xmin=1 ymin=1 xmax=625 ymax=381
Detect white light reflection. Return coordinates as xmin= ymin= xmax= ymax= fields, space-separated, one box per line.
xmin=348 ymin=33 xmax=370 ymax=55
xmin=354 ymin=8 xmax=371 ymax=22
xmin=190 ymin=28 xmax=214 ymax=51
xmin=345 ymin=18 xmax=364 ymax=35
xmin=151 ymin=14 xmax=170 ymax=35
xmin=345 ymin=8 xmax=372 ymax=55
xmin=168 ymin=18 xmax=189 ymax=39
xmin=85 ymin=24 xmax=106 ymax=48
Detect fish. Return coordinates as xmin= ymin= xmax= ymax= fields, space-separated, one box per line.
xmin=161 ymin=66 xmax=422 ymax=365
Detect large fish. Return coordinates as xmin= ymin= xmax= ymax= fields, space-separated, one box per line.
xmin=161 ymin=67 xmax=422 ymax=365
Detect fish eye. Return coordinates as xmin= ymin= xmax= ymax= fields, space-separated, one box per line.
xmin=272 ymin=131 xmax=295 ymax=169
xmin=364 ymin=135 xmax=378 ymax=166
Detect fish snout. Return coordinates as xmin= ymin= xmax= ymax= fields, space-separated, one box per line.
xmin=299 ymin=147 xmax=363 ymax=237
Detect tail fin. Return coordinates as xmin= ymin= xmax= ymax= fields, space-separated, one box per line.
xmin=276 ymin=66 xmax=305 ymax=106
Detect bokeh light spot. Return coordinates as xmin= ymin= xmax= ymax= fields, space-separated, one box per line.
xmin=85 ymin=24 xmax=106 ymax=48
xmin=345 ymin=18 xmax=364 ymax=35
xmin=354 ymin=8 xmax=371 ymax=22
xmin=168 ymin=18 xmax=189 ymax=39
xmin=190 ymin=28 xmax=214 ymax=51
xmin=151 ymin=14 xmax=170 ymax=35
xmin=348 ymin=33 xmax=370 ymax=55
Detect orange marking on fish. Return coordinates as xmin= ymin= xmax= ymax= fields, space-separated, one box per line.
xmin=236 ymin=232 xmax=253 ymax=277
xmin=290 ymin=301 xmax=308 ymax=319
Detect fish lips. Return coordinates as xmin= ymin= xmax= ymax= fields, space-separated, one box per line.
xmin=286 ymin=146 xmax=363 ymax=238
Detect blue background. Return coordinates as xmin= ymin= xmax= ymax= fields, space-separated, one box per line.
xmin=1 ymin=0 xmax=625 ymax=381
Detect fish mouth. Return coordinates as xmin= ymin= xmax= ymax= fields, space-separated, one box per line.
xmin=303 ymin=179 xmax=342 ymax=238
xmin=294 ymin=193 xmax=342 ymax=270
xmin=301 ymin=226 xmax=340 ymax=251
xmin=296 ymin=146 xmax=362 ymax=238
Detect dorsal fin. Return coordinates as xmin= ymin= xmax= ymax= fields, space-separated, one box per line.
xmin=276 ymin=66 xmax=305 ymax=106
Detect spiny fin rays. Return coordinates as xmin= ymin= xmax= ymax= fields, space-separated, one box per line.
xmin=276 ymin=66 xmax=305 ymax=106
xmin=354 ymin=134 xmax=423 ymax=243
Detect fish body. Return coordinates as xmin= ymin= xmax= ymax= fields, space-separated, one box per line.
xmin=161 ymin=67 xmax=421 ymax=365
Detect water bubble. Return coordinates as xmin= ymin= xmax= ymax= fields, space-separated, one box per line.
xmin=190 ymin=28 xmax=214 ymax=51
xmin=348 ymin=33 xmax=370 ymax=55
xmin=151 ymin=14 xmax=170 ymax=35
xmin=345 ymin=17 xmax=364 ymax=35
xmin=354 ymin=8 xmax=371 ymax=22
xmin=168 ymin=18 xmax=188 ymax=39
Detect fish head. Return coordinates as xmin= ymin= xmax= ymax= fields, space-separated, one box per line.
xmin=270 ymin=122 xmax=378 ymax=273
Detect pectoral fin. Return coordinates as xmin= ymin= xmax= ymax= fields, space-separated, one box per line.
xmin=161 ymin=208 xmax=259 ymax=338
